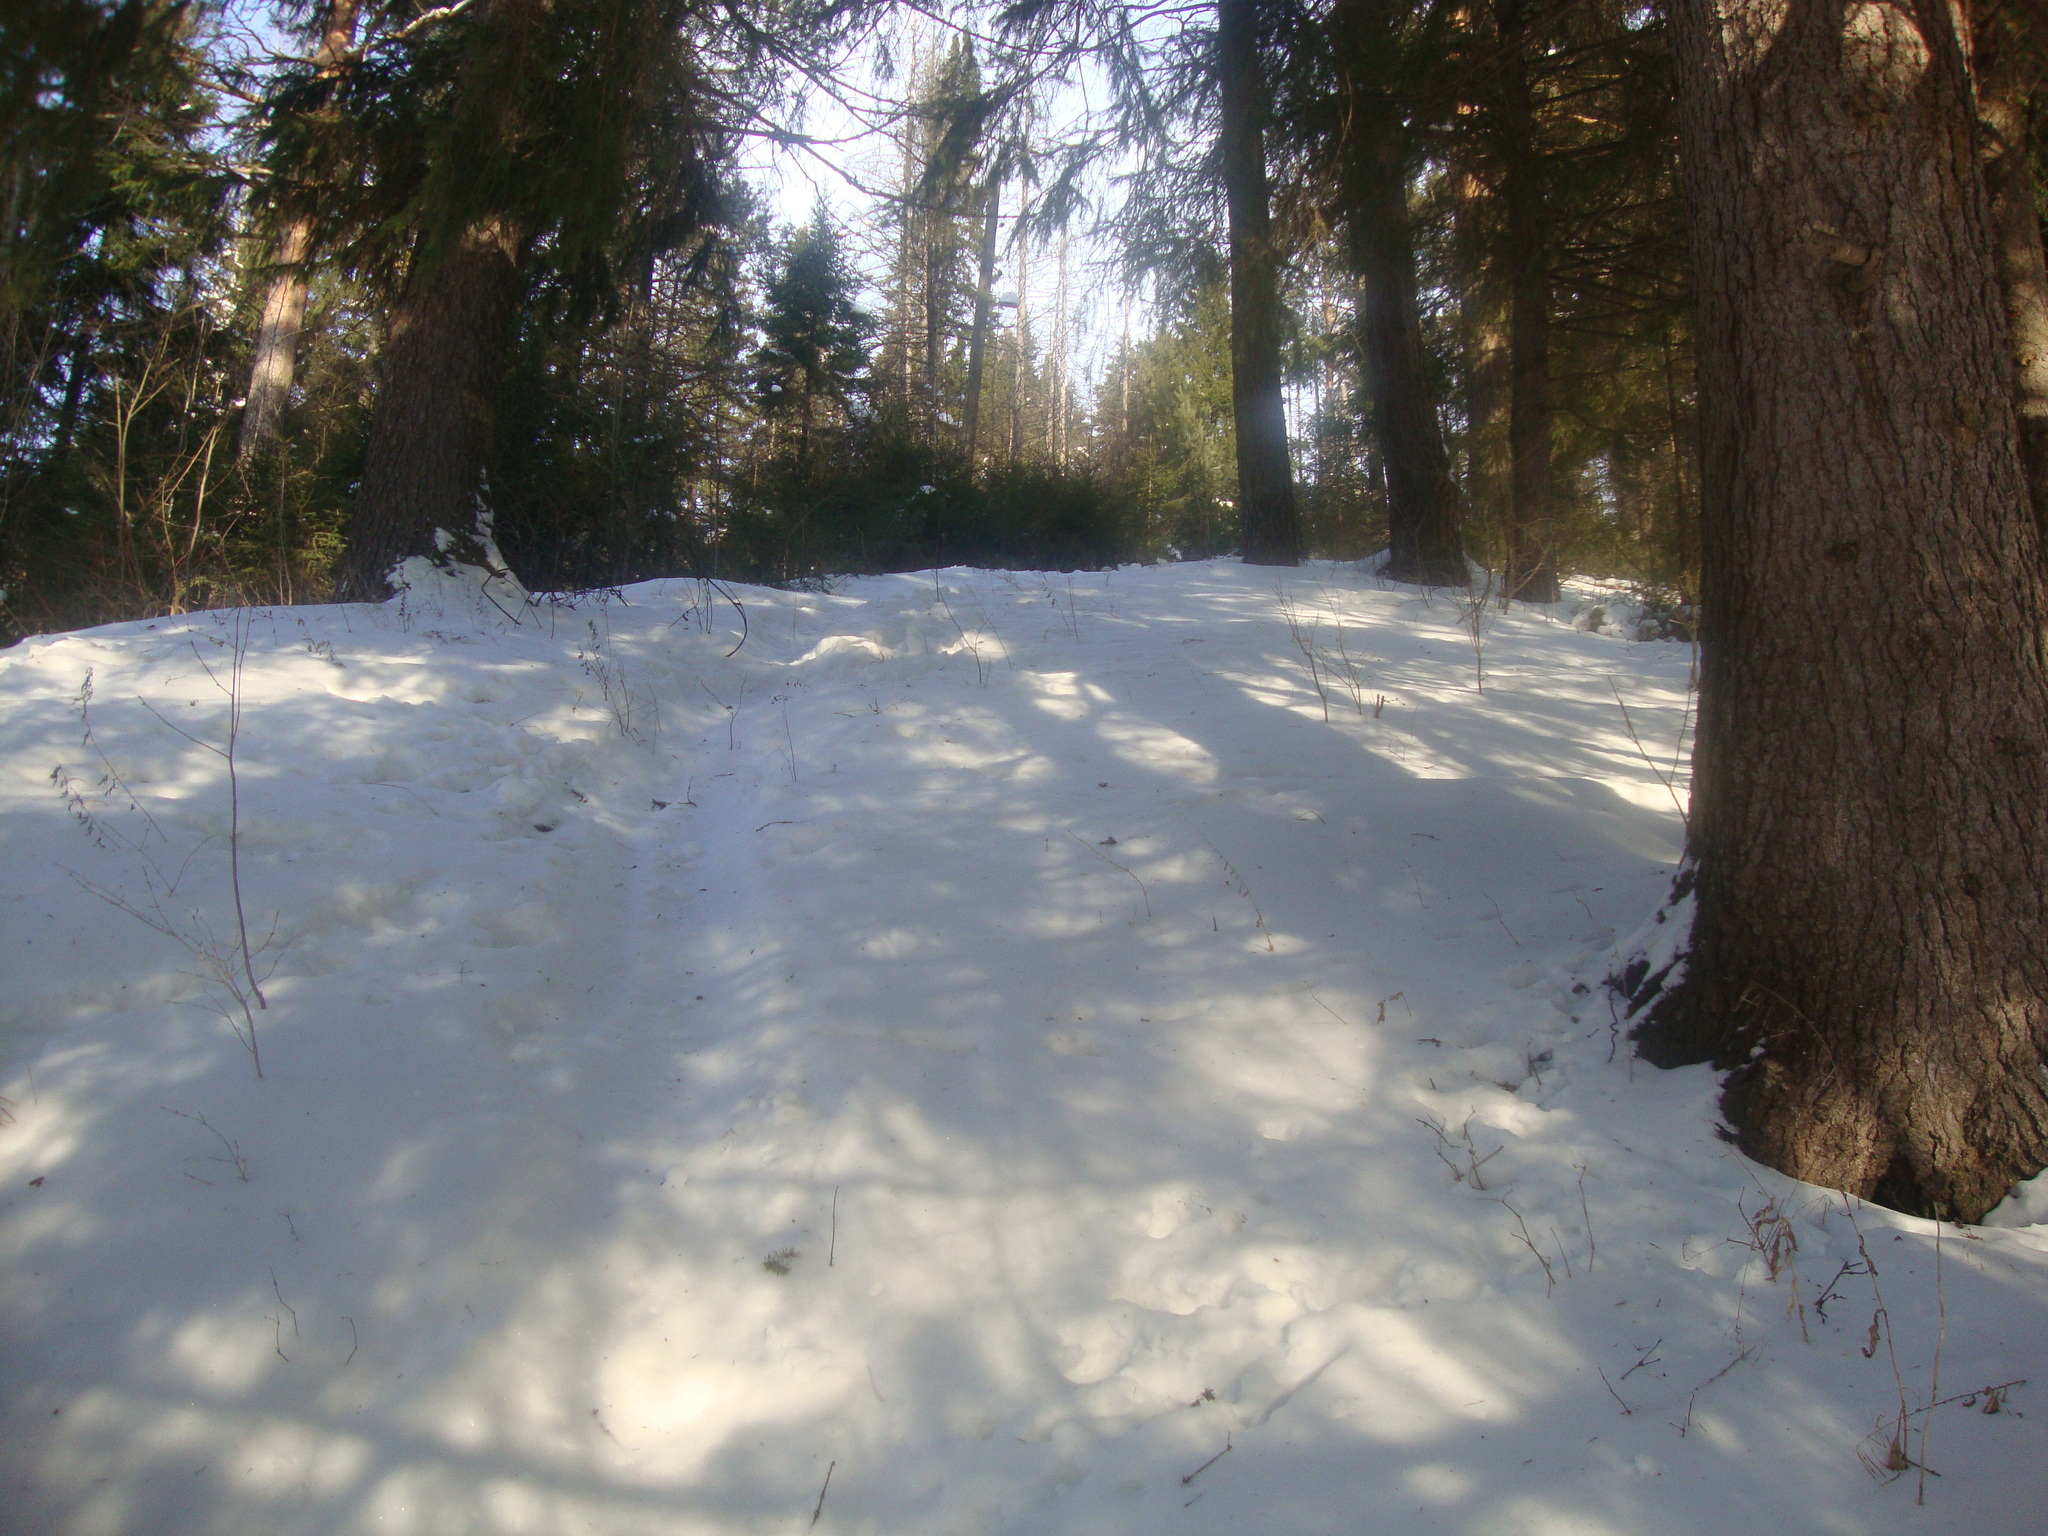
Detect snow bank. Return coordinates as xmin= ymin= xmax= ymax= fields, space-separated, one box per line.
xmin=0 ymin=561 xmax=2040 ymax=1535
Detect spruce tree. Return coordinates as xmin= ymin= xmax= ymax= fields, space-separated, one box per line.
xmin=1644 ymin=0 xmax=2048 ymax=1219
xmin=752 ymin=206 xmax=870 ymax=478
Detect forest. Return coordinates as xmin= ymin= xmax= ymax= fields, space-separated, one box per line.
xmin=4 ymin=0 xmax=2048 ymax=1528
xmin=1 ymin=0 xmax=1703 ymax=625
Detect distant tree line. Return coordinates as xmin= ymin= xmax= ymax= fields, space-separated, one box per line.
xmin=1 ymin=0 xmax=1716 ymax=633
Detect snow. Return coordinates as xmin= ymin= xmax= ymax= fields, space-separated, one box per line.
xmin=1 ymin=559 xmax=2042 ymax=1534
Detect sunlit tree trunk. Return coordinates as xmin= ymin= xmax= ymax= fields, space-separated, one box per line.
xmin=1011 ymin=234 xmax=1029 ymax=464
xmin=1642 ymin=0 xmax=2048 ymax=1220
xmin=237 ymin=0 xmax=359 ymax=462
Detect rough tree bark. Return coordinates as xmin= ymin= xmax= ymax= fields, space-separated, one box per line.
xmin=1640 ymin=0 xmax=2048 ymax=1219
xmin=1218 ymin=0 xmax=1303 ymax=565
xmin=1972 ymin=0 xmax=2048 ymax=540
xmin=237 ymin=0 xmax=359 ymax=462
xmin=1494 ymin=0 xmax=1559 ymax=602
xmin=334 ymin=216 xmax=526 ymax=601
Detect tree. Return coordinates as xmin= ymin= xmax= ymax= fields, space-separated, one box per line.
xmin=1097 ymin=278 xmax=1239 ymax=557
xmin=872 ymin=36 xmax=988 ymax=449
xmin=752 ymin=205 xmax=870 ymax=477
xmin=1638 ymin=0 xmax=2048 ymax=1220
xmin=1487 ymin=0 xmax=1557 ymax=601
xmin=237 ymin=0 xmax=360 ymax=462
xmin=314 ymin=0 xmax=792 ymax=600
xmin=1321 ymin=0 xmax=1467 ymax=584
xmin=961 ymin=151 xmax=1006 ymax=465
xmin=1217 ymin=0 xmax=1302 ymax=565
xmin=1972 ymin=0 xmax=2048 ymax=539
xmin=0 ymin=0 xmax=243 ymax=630
xmin=487 ymin=205 xmax=756 ymax=591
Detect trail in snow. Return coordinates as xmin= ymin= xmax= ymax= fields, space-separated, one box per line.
xmin=0 ymin=560 xmax=2042 ymax=1535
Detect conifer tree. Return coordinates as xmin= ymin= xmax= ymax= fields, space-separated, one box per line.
xmin=1645 ymin=0 xmax=2048 ymax=1219
xmin=752 ymin=206 xmax=870 ymax=477
xmin=1317 ymin=0 xmax=1467 ymax=584
xmin=1217 ymin=0 xmax=1302 ymax=565
xmin=296 ymin=0 xmax=827 ymax=599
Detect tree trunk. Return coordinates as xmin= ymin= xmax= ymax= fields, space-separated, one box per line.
xmin=924 ymin=232 xmax=946 ymax=423
xmin=236 ymin=0 xmax=359 ymax=463
xmin=335 ymin=217 xmax=526 ymax=601
xmin=1011 ymin=234 xmax=1028 ymax=464
xmin=963 ymin=168 xmax=1001 ymax=465
xmin=1973 ymin=3 xmax=2048 ymax=544
xmin=1345 ymin=136 xmax=1465 ymax=584
xmin=238 ymin=216 xmax=313 ymax=461
xmin=1465 ymin=301 xmax=1510 ymax=536
xmin=1461 ymin=204 xmax=1511 ymax=552
xmin=1053 ymin=231 xmax=1070 ymax=466
xmin=51 ymin=321 xmax=90 ymax=460
xmin=1495 ymin=0 xmax=1559 ymax=602
xmin=1219 ymin=0 xmax=1303 ymax=566
xmin=1641 ymin=0 xmax=2048 ymax=1220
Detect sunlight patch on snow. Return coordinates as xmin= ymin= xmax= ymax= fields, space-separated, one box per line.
xmin=164 ymin=1305 xmax=280 ymax=1394
xmin=1095 ymin=715 xmax=1218 ymax=782
xmin=0 ymin=561 xmax=2041 ymax=1535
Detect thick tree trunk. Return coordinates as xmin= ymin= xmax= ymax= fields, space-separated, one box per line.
xmin=238 ymin=216 xmax=313 ymax=461
xmin=1346 ymin=139 xmax=1466 ymax=584
xmin=336 ymin=217 xmax=526 ymax=601
xmin=1973 ymin=6 xmax=2048 ymax=542
xmin=1218 ymin=0 xmax=1303 ymax=566
xmin=1642 ymin=0 xmax=2048 ymax=1220
xmin=1495 ymin=0 xmax=1559 ymax=602
xmin=962 ymin=170 xmax=1000 ymax=465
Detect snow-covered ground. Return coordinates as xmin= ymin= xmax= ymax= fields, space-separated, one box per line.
xmin=1 ymin=559 xmax=2042 ymax=1535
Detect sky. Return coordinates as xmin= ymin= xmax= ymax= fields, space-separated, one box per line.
xmin=735 ymin=7 xmax=1162 ymax=401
